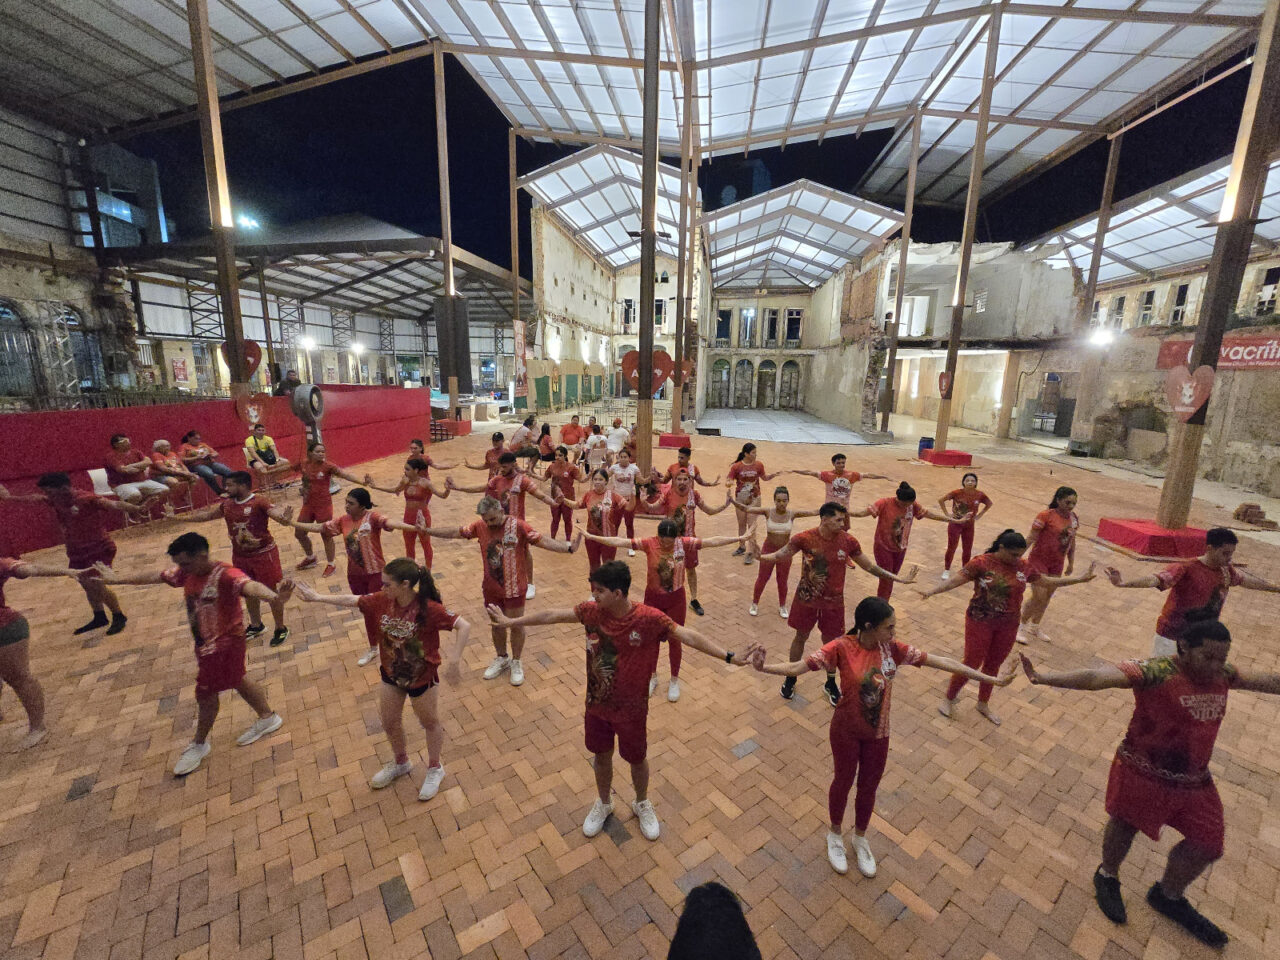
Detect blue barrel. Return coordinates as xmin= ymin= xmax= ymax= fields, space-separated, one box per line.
xmin=918 ymin=436 xmax=934 ymax=457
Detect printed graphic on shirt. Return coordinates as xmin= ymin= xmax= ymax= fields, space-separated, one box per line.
xmin=585 ymin=626 xmax=624 ymax=706
xmin=795 ymin=551 xmax=829 ymax=604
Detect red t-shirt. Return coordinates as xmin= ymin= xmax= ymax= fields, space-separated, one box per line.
xmin=1115 ymin=657 xmax=1241 ymax=783
xmin=789 ymin=528 xmax=863 ymax=608
xmin=149 ymin=451 xmax=186 ymax=474
xmin=406 ymin=454 xmax=435 ymax=476
xmin=221 ymin=495 xmax=276 ymax=557
xmin=1027 ymin=509 xmax=1078 ymax=569
xmin=162 ymin=561 xmax=251 ymax=650
xmin=560 ymin=423 xmax=586 ymax=446
xmin=460 ymin=516 xmax=541 ymax=599
xmin=581 ymin=490 xmax=620 ymax=536
xmin=47 ymin=491 xmax=115 ymax=553
xmin=483 ymin=448 xmax=503 ymax=476
xmin=806 ymin=635 xmax=927 ymax=739
xmin=300 ymin=460 xmax=340 ymax=508
xmin=820 ymin=469 xmax=860 ymax=507
xmin=961 ymin=554 xmax=1041 ymax=621
xmin=727 ymin=460 xmax=767 ymax=501
xmin=869 ymin=498 xmax=927 ymax=553
xmin=321 ymin=510 xmax=391 ymax=575
xmin=945 ymin=488 xmax=992 ymax=522
xmin=487 ymin=472 xmax=539 ymax=520
xmin=1154 ymin=560 xmax=1246 ymax=640
xmin=0 ymin=557 xmax=26 ymax=629
xmin=575 ymin=601 xmax=676 ymax=721
xmin=651 ymin=484 xmax=703 ymax=536
xmin=357 ymin=593 xmax=458 ymax=690
xmin=538 ymin=434 xmax=555 ymax=457
xmin=180 ymin=441 xmax=217 ymax=465
xmin=631 ymin=536 xmax=701 ymax=595
xmin=105 ymin=448 xmax=148 ymax=486
xmin=402 ymin=478 xmax=433 ymax=526
xmin=664 ymin=462 xmax=702 ymax=484
xmin=545 ymin=461 xmax=581 ymax=500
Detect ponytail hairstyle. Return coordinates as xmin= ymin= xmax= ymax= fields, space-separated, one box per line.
xmin=406 ymin=457 xmax=430 ymax=474
xmin=591 ymin=468 xmax=610 ymax=481
xmin=852 ymin=596 xmax=894 ymax=634
xmin=383 ymin=557 xmax=443 ymax=625
xmin=1177 ymin=607 xmax=1231 ymax=652
xmin=985 ymin=528 xmax=1027 ymax=554
xmin=895 ymin=481 xmax=917 ymax=503
xmin=735 ymin=442 xmax=757 ymax=463
xmin=657 ymin=518 xmax=680 ymax=538
xmin=1048 ymin=485 xmax=1077 ymax=509
xmin=539 ymin=422 xmax=551 ymax=438
xmin=347 ymin=487 xmax=374 ymax=510
xmin=773 ymin=485 xmax=790 ymax=501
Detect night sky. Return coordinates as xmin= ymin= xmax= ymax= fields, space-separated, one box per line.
xmin=121 ymin=50 xmax=1250 ymax=275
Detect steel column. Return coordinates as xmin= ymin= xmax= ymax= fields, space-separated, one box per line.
xmin=933 ymin=10 xmax=1000 ymax=452
xmin=671 ymin=61 xmax=693 ymax=433
xmin=881 ymin=110 xmax=921 ymax=433
xmin=434 ymin=40 xmax=459 ymax=416
xmin=635 ymin=0 xmax=661 ymax=475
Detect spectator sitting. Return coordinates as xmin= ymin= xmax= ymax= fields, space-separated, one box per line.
xmin=584 ymin=423 xmax=609 ymax=471
xmin=606 ymin=418 xmax=630 ymax=459
xmin=243 ymin=423 xmax=291 ymax=477
xmin=149 ymin=439 xmax=197 ymax=490
xmin=559 ymin=414 xmax=585 ymax=448
xmin=105 ymin=434 xmax=170 ymax=504
xmin=180 ymin=430 xmax=234 ymax=495
xmin=273 ymin=369 xmax=302 ymax=397
xmin=667 ymin=882 xmax=761 ymax=960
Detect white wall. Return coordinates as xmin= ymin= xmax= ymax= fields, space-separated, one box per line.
xmin=0 ymin=106 xmax=69 ymax=246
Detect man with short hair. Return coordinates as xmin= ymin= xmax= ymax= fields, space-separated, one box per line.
xmin=274 ymin=369 xmax=302 ymax=397
xmin=486 ymin=560 xmax=763 ymax=841
xmin=606 ymin=419 xmax=630 ymax=462
xmin=638 ymin=470 xmax=733 ymax=615
xmin=105 ymin=434 xmax=170 ymax=504
xmin=792 ymin=453 xmax=887 ymax=510
xmin=244 ymin=423 xmax=291 ymax=477
xmin=560 ymin=415 xmax=586 ymax=450
xmin=657 ymin=447 xmax=720 ymax=487
xmin=463 ymin=432 xmax=507 ymax=478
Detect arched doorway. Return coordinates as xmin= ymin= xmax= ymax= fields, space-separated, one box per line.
xmin=756 ymin=360 xmax=777 ymax=409
xmin=779 ymin=360 xmax=801 ymax=410
xmin=732 ymin=359 xmax=753 ymax=408
xmin=708 ymin=359 xmax=730 ymax=407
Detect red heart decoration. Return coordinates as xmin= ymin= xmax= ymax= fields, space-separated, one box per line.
xmin=621 ymin=349 xmax=675 ymax=396
xmin=1164 ymin=364 xmax=1214 ymax=422
xmin=234 ymin=391 xmax=274 ymax=426
xmin=680 ymin=359 xmax=694 ymax=379
xmin=221 ymin=339 xmax=263 ymax=377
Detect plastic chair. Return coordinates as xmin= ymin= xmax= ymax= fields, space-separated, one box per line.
xmin=88 ymin=468 xmax=144 ymax=526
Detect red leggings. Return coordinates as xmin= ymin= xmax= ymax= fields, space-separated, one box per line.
xmin=349 ymin=571 xmax=383 ymax=649
xmin=644 ymin=587 xmax=686 ymax=676
xmin=946 ymin=615 xmax=1020 ymax=703
xmin=402 ymin=529 xmax=433 ymax=566
xmin=618 ymin=506 xmax=636 ymax=538
xmin=585 ymin=539 xmax=617 ymax=572
xmin=550 ymin=503 xmax=574 ymax=539
xmin=829 ymin=723 xmax=890 ymax=832
xmin=945 ymin=522 xmax=975 ymax=569
xmin=874 ymin=544 xmax=906 ymax=599
xmin=752 ymin=555 xmax=793 ymax=605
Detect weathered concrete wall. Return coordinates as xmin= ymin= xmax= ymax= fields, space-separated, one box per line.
xmin=714 ymin=291 xmax=812 ymax=348
xmin=531 ymin=206 xmax=615 ymax=361
xmin=1097 ymin=254 xmax=1279 ymax=328
xmin=806 ymin=341 xmax=869 ymax=430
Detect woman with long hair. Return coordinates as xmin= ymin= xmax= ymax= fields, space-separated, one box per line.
xmin=742 ymin=486 xmax=818 ymax=618
xmin=938 ymin=472 xmax=993 ymax=578
xmin=365 ymin=458 xmax=450 ymax=565
xmin=726 ymin=443 xmax=782 ymax=564
xmin=291 ymin=559 xmax=471 ymax=800
xmin=849 ymin=481 xmax=948 ymax=599
xmin=1019 ymin=486 xmax=1080 ymax=642
xmin=558 ymin=469 xmax=623 ymax=574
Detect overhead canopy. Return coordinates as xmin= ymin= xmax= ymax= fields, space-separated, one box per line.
xmin=519 ymin=145 xmax=691 ymax=269
xmin=0 ymin=2 xmax=1264 ymax=208
xmin=705 ymin=180 xmax=903 ymax=289
xmin=1030 ymin=153 xmax=1280 ymax=287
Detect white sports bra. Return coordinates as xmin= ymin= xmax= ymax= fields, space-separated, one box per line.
xmin=765 ymin=511 xmax=793 ymax=536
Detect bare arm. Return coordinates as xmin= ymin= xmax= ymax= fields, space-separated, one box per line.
xmin=486 ymin=604 xmax=581 ymax=629
xmin=419 ymin=525 xmax=467 ymax=540
xmin=697 ymin=492 xmax=735 ymax=516
xmin=922 ymin=508 xmax=950 ymax=522
xmin=0 ymin=485 xmax=47 ymax=504
xmin=922 ymin=652 xmax=1012 ymax=686
xmin=447 ymin=478 xmax=488 ymax=494
xmin=1232 ymin=670 xmax=1280 ymax=695
xmin=851 ymin=552 xmax=918 ymax=584
xmin=1103 ymin=566 xmax=1160 ymax=588
xmin=185 ymin=503 xmax=226 ymax=523
xmin=671 ymin=624 xmax=763 ymax=666
xmin=1019 ymin=654 xmax=1130 ymax=690
xmin=917 ymin=569 xmax=975 ymax=598
xmin=382 ymin=518 xmax=421 ymax=533
xmin=1038 ymin=562 xmax=1096 ymax=589
xmin=7 ymin=560 xmax=84 ymax=579
xmin=242 ymin=581 xmax=279 ymax=603
xmin=290 ymin=579 xmax=362 ymax=608
xmin=1240 ymin=571 xmax=1280 ymax=593
xmin=791 ymin=469 xmax=822 ymax=479
xmin=694 ymin=473 xmax=720 ymax=487
xmin=534 ymin=532 xmax=580 ymax=554
xmin=847 ymin=506 xmax=872 ymax=518
xmin=442 ymin=616 xmax=472 ymax=685
xmin=791 ymin=508 xmax=821 ymax=519
xmin=759 ymin=542 xmax=798 ymax=563
xmin=584 ymin=531 xmax=631 ymax=549
xmin=461 ymin=459 xmax=490 ymax=471
xmin=699 ymin=534 xmax=751 ymax=549
xmin=429 ymin=480 xmax=450 ymax=499
xmin=90 ymin=563 xmax=167 ymax=585
xmin=332 ymin=466 xmax=364 ymax=484
xmin=267 ymin=505 xmax=295 ymax=526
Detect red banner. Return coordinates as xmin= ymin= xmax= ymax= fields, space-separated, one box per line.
xmin=513 ymin=320 xmax=528 ymax=398
xmin=1156 ymin=336 xmax=1280 ymax=370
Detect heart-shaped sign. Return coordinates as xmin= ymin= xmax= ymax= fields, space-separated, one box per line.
xmin=234 ymin=391 xmax=273 ymax=426
xmin=221 ymin=339 xmax=263 ymax=377
xmin=621 ymin=349 xmax=675 ymax=396
xmin=1164 ymin=364 xmax=1214 ymax=422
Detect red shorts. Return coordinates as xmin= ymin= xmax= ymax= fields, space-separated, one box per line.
xmin=68 ymin=540 xmax=117 ymax=570
xmin=233 ymin=546 xmax=283 ymax=590
xmin=348 ymin=570 xmax=383 ymax=595
xmin=683 ymin=542 xmax=700 ymax=570
xmin=1026 ymin=555 xmax=1064 ymax=577
xmin=787 ymin=601 xmax=845 ymax=641
xmin=298 ymin=501 xmax=334 ymax=524
xmin=1105 ymin=757 xmax=1224 ymax=859
xmin=194 ymin=634 xmax=247 ymax=698
xmin=584 ymin=710 xmax=648 ymax=764
xmin=643 ymin=586 xmax=687 ymax=626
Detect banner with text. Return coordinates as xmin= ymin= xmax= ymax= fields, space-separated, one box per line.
xmin=1156 ymin=336 xmax=1280 ymax=370
xmin=513 ymin=319 xmax=528 ymax=398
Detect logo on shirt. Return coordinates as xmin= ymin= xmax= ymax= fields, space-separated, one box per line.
xmin=628 ymin=629 xmax=642 ymax=647
xmin=837 ymin=550 xmax=846 ymax=559
xmin=1178 ymin=693 xmax=1227 ymax=723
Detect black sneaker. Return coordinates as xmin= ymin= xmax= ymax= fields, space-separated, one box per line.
xmin=689 ymin=599 xmax=705 ymax=616
xmin=731 ymin=546 xmax=745 ymax=557
xmin=73 ymin=613 xmax=109 ymax=635
xmin=1146 ymin=883 xmax=1227 ymax=948
xmin=780 ymin=677 xmax=796 ymax=700
xmin=245 ymin=623 xmax=267 ymax=638
xmin=106 ymin=613 xmax=128 ymax=636
xmin=269 ymin=627 xmax=290 ymax=647
xmin=824 ymin=677 xmax=841 ymax=706
xmin=1093 ymin=868 xmax=1126 ymax=924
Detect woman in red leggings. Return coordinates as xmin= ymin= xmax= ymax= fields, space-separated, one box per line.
xmin=850 ymin=482 xmax=948 ymax=600
xmin=558 ymin=470 xmax=623 ymax=576
xmin=753 ymin=596 xmax=1009 ymax=877
xmin=368 ymin=458 xmax=450 ymax=564
xmin=742 ymin=486 xmax=817 ymax=618
xmin=938 ymin=472 xmax=992 ymax=579
xmin=545 ymin=446 xmax=581 ymax=541
xmin=919 ymin=528 xmax=1094 ymax=725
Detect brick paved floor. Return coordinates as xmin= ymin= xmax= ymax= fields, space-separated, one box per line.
xmin=2 ymin=429 xmax=1278 ymax=960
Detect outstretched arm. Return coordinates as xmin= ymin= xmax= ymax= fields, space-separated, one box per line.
xmin=848 ymin=506 xmax=872 ymax=518
xmin=760 ymin=542 xmax=798 ymax=563
xmin=671 ymin=624 xmax=763 ymax=666
xmin=461 ymin=459 xmax=490 ymax=471
xmin=89 ymin=563 xmax=167 ymax=585
xmin=698 ymin=491 xmax=735 ymax=516
xmin=694 ymin=473 xmax=720 ymax=487
xmin=699 ymin=534 xmax=751 ymax=549
xmin=1019 ymin=654 xmax=1130 ymax=690
xmin=922 ymin=652 xmax=1012 ymax=686
xmin=382 ymin=518 xmax=422 ymax=534
xmin=446 ymin=478 xmax=488 ymax=494
xmin=486 ymin=604 xmax=580 ymax=629
xmin=791 ymin=469 xmax=822 ymax=479
xmin=0 ymin=484 xmax=48 ymax=504
xmin=332 ymin=466 xmax=365 ymax=485
xmin=534 ymin=532 xmax=580 ymax=554
xmin=1240 ymin=571 xmax=1280 ymax=593
xmin=917 ymin=570 xmax=974 ymax=598
xmin=584 ymin=531 xmax=631 ymax=549
xmin=1038 ymin=562 xmax=1097 ymax=589
xmin=1233 ymin=670 xmax=1280 ymax=694
xmin=1103 ymin=566 xmax=1160 ymax=588
xmin=290 ymin=578 xmax=362 ymax=608
xmin=851 ymin=552 xmax=918 ymax=584
xmin=922 ymin=508 xmax=951 ymax=522
xmin=416 ymin=525 xmax=465 ymax=539
xmin=8 ymin=560 xmax=85 ymax=579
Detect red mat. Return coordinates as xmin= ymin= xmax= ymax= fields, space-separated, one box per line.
xmin=1097 ymin=518 xmax=1206 ymax=558
xmin=921 ymin=448 xmax=972 ymax=467
xmin=659 ymin=433 xmax=691 ymax=449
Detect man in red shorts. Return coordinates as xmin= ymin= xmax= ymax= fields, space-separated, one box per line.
xmin=1 ymin=473 xmax=145 ymax=635
xmin=292 ymin=440 xmax=365 ymax=575
xmin=761 ymin=502 xmax=917 ymax=705
xmin=419 ymin=496 xmax=577 ymax=687
xmin=1020 ymin=617 xmax=1280 ymax=948
xmin=180 ymin=471 xmax=294 ymax=647
xmin=92 ymin=532 xmax=289 ymax=776
xmin=637 ymin=469 xmax=733 ymax=616
xmin=486 ymin=561 xmax=763 ymax=841
xmin=1105 ymin=527 xmax=1280 ymax=655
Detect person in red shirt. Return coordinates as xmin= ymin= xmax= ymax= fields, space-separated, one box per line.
xmin=938 ymin=472 xmax=993 ymax=577
xmin=0 ymin=556 xmax=88 ymax=748
xmin=753 ymin=596 xmax=1008 ymax=877
xmin=1019 ymin=486 xmax=1080 ymax=642
xmin=636 ymin=471 xmax=734 ymax=616
xmin=559 ymin=415 xmax=586 ymax=452
xmin=180 ymin=471 xmax=295 ymax=647
xmin=420 ymin=496 xmax=577 ymax=687
xmin=1 ymin=474 xmax=144 ymax=635
xmin=1020 ymin=618 xmax=1280 ymax=948
xmin=559 ymin=470 xmax=625 ymax=572
xmin=919 ymin=529 xmax=1095 ymax=724
xmin=367 ymin=458 xmax=450 ymax=564
xmin=761 ymin=502 xmax=916 ymax=705
xmin=792 ymin=452 xmax=888 ymax=516
xmin=92 ymin=532 xmax=287 ymax=776
xmin=179 ymin=430 xmax=235 ymax=495
xmin=486 ymin=560 xmax=763 ymax=842
xmin=545 ymin=446 xmax=582 ymax=540
xmin=726 ymin=443 xmax=782 ymax=564
xmin=850 ymin=482 xmax=948 ymax=600
xmin=583 ymin=518 xmax=745 ymax=703
xmin=534 ymin=423 xmax=556 ymax=475
xmin=655 ymin=447 xmax=720 ymax=488
xmin=742 ymin=487 xmax=819 ymax=618
xmin=462 ymin=432 xmax=507 ymax=478
xmin=1105 ymin=527 xmax=1280 ymax=656
xmin=291 ymin=558 xmax=473 ymax=800
xmin=291 ymin=440 xmax=365 ymax=575
xmin=105 ymin=434 xmax=171 ymax=504
xmin=407 ymin=437 xmax=455 ymax=475
xmin=148 ymin=439 xmax=199 ymax=492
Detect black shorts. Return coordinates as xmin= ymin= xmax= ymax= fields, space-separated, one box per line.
xmin=0 ymin=616 xmax=30 ymax=647
xmin=380 ymin=669 xmax=436 ymax=697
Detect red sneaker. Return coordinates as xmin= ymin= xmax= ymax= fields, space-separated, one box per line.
xmin=296 ymin=556 xmax=318 ymax=570
xmin=322 ymin=564 xmax=336 ymax=578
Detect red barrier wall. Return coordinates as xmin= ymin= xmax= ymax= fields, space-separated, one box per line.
xmin=0 ymin=386 xmax=431 ymax=557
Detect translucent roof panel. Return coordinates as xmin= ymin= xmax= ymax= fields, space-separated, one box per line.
xmin=1027 ymin=152 xmax=1280 ymax=285
xmin=705 ymin=181 xmax=903 ymax=289
xmin=519 ymin=145 xmax=696 ymax=269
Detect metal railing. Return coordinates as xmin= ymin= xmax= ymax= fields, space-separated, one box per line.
xmin=713 ymin=337 xmax=730 ymax=348
xmin=783 ymin=338 xmax=802 ymax=348
xmin=0 ymin=387 xmax=230 ymax=412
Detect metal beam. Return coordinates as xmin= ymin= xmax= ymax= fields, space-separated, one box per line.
xmin=434 ymin=40 xmax=460 ymax=414
xmin=673 ymin=60 xmax=693 ymax=431
xmin=636 ymin=0 xmax=661 ymax=475
xmin=706 ymin=206 xmax=891 ymax=247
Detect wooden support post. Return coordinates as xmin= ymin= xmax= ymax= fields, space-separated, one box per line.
xmin=434 ymin=40 xmax=460 ymax=417
xmin=671 ymin=61 xmax=694 ymax=434
xmin=509 ymin=127 xmax=521 ymax=383
xmin=635 ymin=0 xmax=660 ymax=476
xmin=881 ymin=110 xmax=920 ymax=433
xmin=255 ymin=260 xmax=277 ymax=376
xmin=996 ymin=351 xmax=1020 ymax=438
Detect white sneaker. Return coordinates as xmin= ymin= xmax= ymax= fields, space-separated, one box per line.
xmin=357 ymin=647 xmax=378 ymax=666
xmin=779 ymin=605 xmax=789 ymax=619
xmin=371 ymin=760 xmax=412 ymax=789
xmin=667 ymin=678 xmax=681 ymax=702
xmin=509 ymin=658 xmax=525 ymax=686
xmin=174 ymin=741 xmax=211 ymax=776
xmin=628 ymin=549 xmax=635 ymax=557
xmin=852 ymin=834 xmax=877 ymax=877
xmin=1016 ymin=625 xmax=1031 ymax=645
xmin=236 ymin=713 xmax=283 ymax=746
xmin=632 ymin=799 xmax=660 ymax=840
xmin=827 ymin=832 xmax=849 ymax=874
xmin=483 ymin=655 xmax=510 ymax=679
xmin=941 ymin=570 xmax=951 ymax=581
xmin=649 ymin=674 xmax=658 ymax=696
xmin=525 ymin=583 xmax=536 ymax=600
xmin=418 ymin=764 xmax=446 ymax=800
xmin=938 ymin=698 xmax=956 ymax=719
xmin=749 ymin=603 xmax=758 ymax=616
xmin=583 ymin=798 xmax=613 ymax=837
